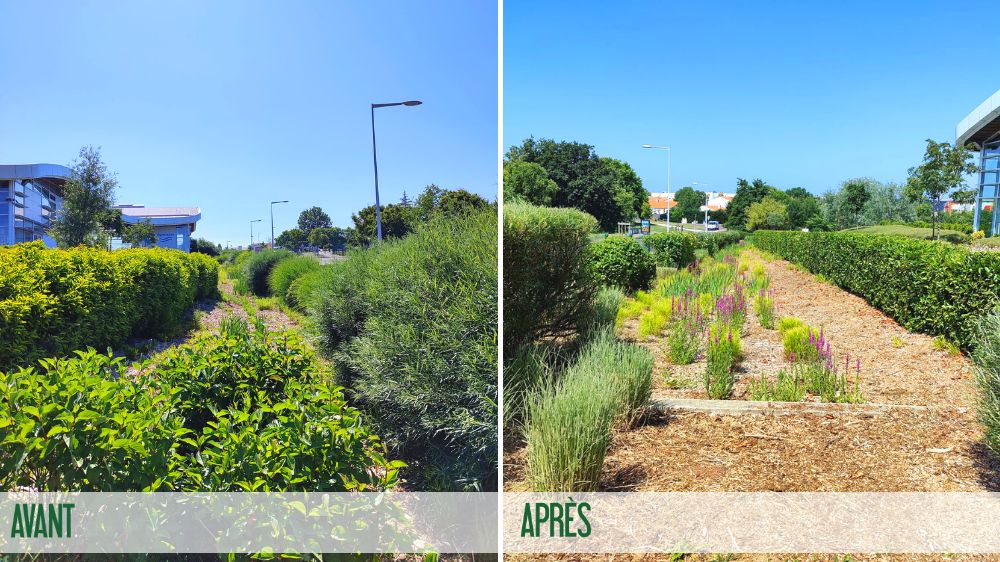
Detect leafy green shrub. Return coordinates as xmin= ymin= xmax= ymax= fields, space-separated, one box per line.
xmin=752 ymin=231 xmax=1000 ymax=348
xmin=695 ymin=230 xmax=743 ymax=256
xmin=504 ymin=202 xmax=598 ymax=355
xmin=589 ymin=235 xmax=656 ymax=293
xmin=286 ymin=265 xmax=337 ymax=312
xmin=312 ymin=209 xmax=498 ymax=491
xmin=0 ymin=242 xmax=219 ymax=370
xmin=268 ymin=255 xmax=321 ymax=304
xmin=973 ymin=307 xmax=1000 ymax=457
xmin=0 ymin=350 xmax=183 ymax=491
xmin=644 ymin=232 xmax=697 ymax=268
xmin=777 ymin=316 xmax=807 ymax=334
xmin=243 ymin=249 xmax=294 ymax=296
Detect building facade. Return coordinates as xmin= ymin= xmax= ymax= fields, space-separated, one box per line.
xmin=115 ymin=205 xmax=201 ymax=252
xmin=0 ymin=164 xmax=70 ymax=247
xmin=957 ymin=89 xmax=1000 ymax=237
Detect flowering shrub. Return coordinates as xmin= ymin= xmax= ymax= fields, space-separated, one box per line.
xmin=667 ymin=293 xmax=705 ymax=364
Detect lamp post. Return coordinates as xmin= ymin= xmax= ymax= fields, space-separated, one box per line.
xmin=371 ymin=100 xmax=422 ymax=242
xmin=250 ymin=219 xmax=261 ymax=249
xmin=642 ymin=145 xmax=671 ymax=229
xmin=692 ymin=182 xmax=711 ymax=227
xmin=270 ymin=200 xmax=288 ymax=248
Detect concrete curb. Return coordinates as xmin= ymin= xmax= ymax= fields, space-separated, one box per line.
xmin=649 ymin=397 xmax=930 ymax=417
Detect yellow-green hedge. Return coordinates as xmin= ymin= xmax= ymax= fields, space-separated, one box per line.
xmin=0 ymin=242 xmax=218 ymax=369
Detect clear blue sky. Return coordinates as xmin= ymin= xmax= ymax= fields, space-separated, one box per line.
xmin=0 ymin=0 xmax=497 ymax=247
xmin=504 ymin=0 xmax=995 ymax=196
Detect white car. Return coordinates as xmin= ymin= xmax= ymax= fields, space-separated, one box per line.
xmin=707 ymin=221 xmax=720 ymax=231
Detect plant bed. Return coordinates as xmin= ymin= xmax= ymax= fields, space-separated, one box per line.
xmin=618 ymin=249 xmax=976 ymax=408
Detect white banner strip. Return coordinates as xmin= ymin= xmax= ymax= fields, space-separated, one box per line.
xmin=0 ymin=492 xmax=497 ymax=553
xmin=504 ymin=493 xmax=1000 ymax=553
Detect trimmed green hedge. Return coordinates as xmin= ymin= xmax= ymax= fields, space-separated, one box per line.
xmin=753 ymin=231 xmax=1000 ymax=348
xmin=644 ymin=232 xmax=696 ymax=268
xmin=695 ymin=230 xmax=743 ymax=256
xmin=589 ymin=235 xmax=655 ymax=294
xmin=504 ymin=202 xmax=599 ymax=356
xmin=0 ymin=242 xmax=219 ymax=370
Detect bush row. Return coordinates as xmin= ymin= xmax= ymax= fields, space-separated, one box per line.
xmin=308 ymin=208 xmax=498 ymax=491
xmin=0 ymin=315 xmax=397 ymax=491
xmin=0 ymin=242 xmax=218 ymax=370
xmin=752 ymin=230 xmax=1000 ymax=348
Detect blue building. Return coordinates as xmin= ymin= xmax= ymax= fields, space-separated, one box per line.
xmin=0 ymin=163 xmax=70 ymax=247
xmin=957 ymin=89 xmax=1000 ymax=237
xmin=115 ymin=204 xmax=202 ymax=252
xmin=1 ymin=162 xmax=201 ymax=251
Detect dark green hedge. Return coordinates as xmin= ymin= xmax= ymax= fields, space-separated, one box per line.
xmin=752 ymin=230 xmax=1000 ymax=348
xmin=695 ymin=230 xmax=744 ymax=256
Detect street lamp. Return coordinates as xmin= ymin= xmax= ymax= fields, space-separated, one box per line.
xmin=642 ymin=145 xmax=672 ymax=229
xmin=371 ymin=100 xmax=422 ymax=242
xmin=250 ymin=219 xmax=261 ymax=249
xmin=693 ymin=182 xmax=712 ymax=227
xmin=270 ymin=200 xmax=289 ymax=248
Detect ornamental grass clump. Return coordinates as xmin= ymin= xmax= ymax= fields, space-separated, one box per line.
xmin=580 ymin=287 xmax=625 ymax=338
xmin=705 ymin=322 xmax=741 ymax=399
xmin=972 ymin=307 xmax=1000 ymax=457
xmin=525 ymin=330 xmax=652 ymax=491
xmin=667 ymin=293 xmax=705 ymax=365
xmin=749 ymin=368 xmax=806 ymax=402
xmin=755 ymin=288 xmax=776 ymax=329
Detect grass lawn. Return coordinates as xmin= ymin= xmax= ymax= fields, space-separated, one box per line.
xmin=973 ymin=236 xmax=1000 ymax=249
xmin=851 ymin=224 xmax=968 ymax=243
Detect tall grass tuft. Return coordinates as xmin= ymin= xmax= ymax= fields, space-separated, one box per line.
xmin=749 ymin=369 xmax=806 ymax=402
xmin=972 ymin=307 xmax=1000 ymax=456
xmin=755 ymin=288 xmax=776 ymax=329
xmin=268 ymin=255 xmax=321 ymax=304
xmin=503 ymin=343 xmax=557 ymax=430
xmin=580 ymin=287 xmax=624 ymax=338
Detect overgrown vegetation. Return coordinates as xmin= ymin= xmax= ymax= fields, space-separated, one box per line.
xmin=0 ymin=315 xmax=397 ymax=491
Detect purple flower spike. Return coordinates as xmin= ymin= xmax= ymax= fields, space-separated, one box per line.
xmin=790 ymin=351 xmax=796 ymax=362
xmin=856 ymin=358 xmax=861 ymax=372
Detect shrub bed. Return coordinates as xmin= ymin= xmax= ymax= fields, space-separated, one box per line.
xmin=0 ymin=315 xmax=397 ymax=492
xmin=242 ymin=249 xmax=294 ymax=296
xmin=311 ymin=209 xmax=497 ymax=491
xmin=589 ymin=235 xmax=655 ymax=293
xmin=695 ymin=230 xmax=743 ymax=256
xmin=0 ymin=242 xmax=219 ymax=370
xmin=752 ymin=231 xmax=1000 ymax=348
xmin=503 ymin=202 xmax=598 ymax=356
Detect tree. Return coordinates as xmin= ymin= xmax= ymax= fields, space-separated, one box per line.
xmin=414 ymin=184 xmax=445 ymax=222
xmin=502 ymin=160 xmax=557 ymax=205
xmin=122 ymin=220 xmax=157 ymax=247
xmin=905 ymin=139 xmax=980 ymax=239
xmin=726 ymin=178 xmax=775 ymax=230
xmin=297 ymin=206 xmax=332 ymax=232
xmin=308 ymin=227 xmax=347 ymax=251
xmin=400 ymin=191 xmax=412 ymax=207
xmin=672 ymin=187 xmax=705 ymax=222
xmin=601 ymin=157 xmax=647 ymax=223
xmin=746 ymin=197 xmax=789 ymax=231
xmin=352 ymin=203 xmax=414 ymax=244
xmin=190 ymin=237 xmax=221 ymax=256
xmin=841 ymin=179 xmax=871 ymax=224
xmin=785 ymin=187 xmax=811 ymax=199
xmin=276 ymin=228 xmax=309 ymax=250
xmin=784 ymin=189 xmax=822 ymax=229
xmin=50 ymin=146 xmax=118 ymax=247
xmin=436 ymin=189 xmax=490 ymax=217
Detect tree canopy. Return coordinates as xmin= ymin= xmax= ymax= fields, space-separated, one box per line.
xmin=505 ymin=137 xmax=648 ymax=231
xmin=673 ymin=187 xmax=705 ymax=222
xmin=746 ymin=197 xmax=789 ymax=231
xmin=905 ymin=139 xmax=980 ymax=238
xmin=297 ymin=206 xmax=332 ymax=232
xmin=503 ymin=160 xmax=558 ymax=205
xmin=51 ymin=146 xmax=119 ymax=247
xmin=725 ymin=178 xmax=776 ymax=230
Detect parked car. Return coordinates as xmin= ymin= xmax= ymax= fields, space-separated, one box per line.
xmin=707 ymin=220 xmax=720 ymax=231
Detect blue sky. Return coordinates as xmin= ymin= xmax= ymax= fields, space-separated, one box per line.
xmin=0 ymin=0 xmax=497 ymax=246
xmin=504 ymin=0 xmax=995 ymax=196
